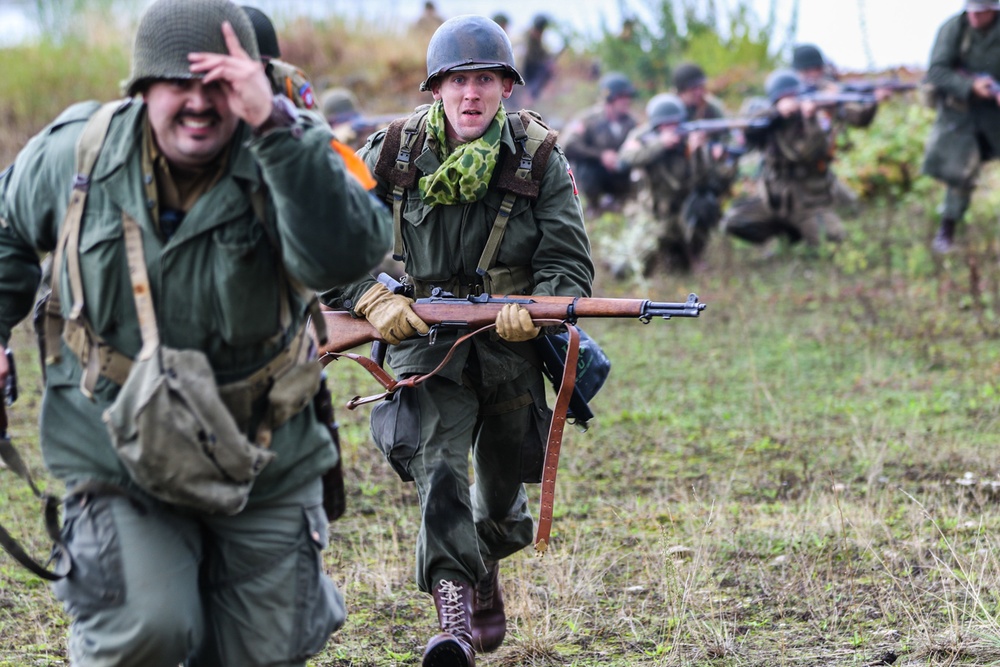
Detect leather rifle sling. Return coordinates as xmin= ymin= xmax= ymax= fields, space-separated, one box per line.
xmin=534 ymin=322 xmax=581 ymax=553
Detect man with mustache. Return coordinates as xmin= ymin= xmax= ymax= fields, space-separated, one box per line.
xmin=0 ymin=0 xmax=390 ymax=664
xmin=324 ymin=14 xmax=593 ymax=666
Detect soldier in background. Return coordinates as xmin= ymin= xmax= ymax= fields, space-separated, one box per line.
xmin=491 ymin=12 xmax=510 ymax=34
xmin=322 ymin=87 xmax=364 ymax=147
xmin=792 ymin=43 xmax=840 ymax=92
xmin=791 ymin=42 xmax=889 ymax=215
xmin=673 ymin=62 xmax=726 ymax=121
xmin=561 ymin=72 xmax=639 ymax=217
xmin=923 ymin=0 xmax=1000 ymax=253
xmin=519 ymin=14 xmax=556 ymax=106
xmin=412 ymin=1 xmax=445 ymax=36
xmin=722 ymin=69 xmax=845 ymax=250
xmin=242 ymin=5 xmax=318 ymax=110
xmin=610 ymin=94 xmax=738 ymax=276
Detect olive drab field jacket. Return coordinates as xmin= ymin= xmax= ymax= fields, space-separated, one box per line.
xmin=618 ymin=122 xmax=737 ymax=221
xmin=561 ymin=106 xmax=639 ymax=165
xmin=923 ymin=11 xmax=1000 ymax=186
xmin=324 ymin=112 xmax=594 ymax=385
xmin=744 ymin=111 xmax=836 ymax=213
xmin=0 ymin=99 xmax=392 ymax=502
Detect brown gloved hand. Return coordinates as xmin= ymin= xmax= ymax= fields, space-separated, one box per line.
xmin=495 ymin=303 xmax=541 ymax=342
xmin=355 ymin=283 xmax=429 ymax=345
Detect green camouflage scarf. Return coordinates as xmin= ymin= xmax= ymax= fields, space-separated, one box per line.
xmin=419 ymin=100 xmax=505 ymax=206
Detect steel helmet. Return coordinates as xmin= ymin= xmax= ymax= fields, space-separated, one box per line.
xmin=242 ymin=5 xmax=280 ymax=60
xmin=600 ymin=72 xmax=638 ymax=102
xmin=420 ymin=15 xmax=523 ymax=92
xmin=125 ymin=0 xmax=260 ymax=96
xmin=645 ymin=93 xmax=686 ymax=127
xmin=765 ymin=69 xmax=804 ymax=103
xmin=791 ymin=44 xmax=825 ymax=72
xmin=321 ymin=88 xmax=360 ymax=122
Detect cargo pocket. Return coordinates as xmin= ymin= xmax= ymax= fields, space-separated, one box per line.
xmin=52 ymin=496 xmax=126 ymax=616
xmin=211 ymin=222 xmax=281 ymax=346
xmin=369 ymin=386 xmax=421 ymax=482
xmin=520 ymin=382 xmax=552 ymax=484
xmin=292 ymin=503 xmax=345 ymax=659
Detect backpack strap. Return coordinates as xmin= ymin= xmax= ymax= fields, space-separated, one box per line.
xmin=373 ymin=106 xmax=430 ymax=261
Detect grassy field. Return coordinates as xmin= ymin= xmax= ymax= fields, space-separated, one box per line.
xmin=2 ymin=20 xmax=1000 ymax=665
xmin=7 ymin=118 xmax=1000 ymax=665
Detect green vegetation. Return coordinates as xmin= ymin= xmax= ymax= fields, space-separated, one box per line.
xmin=4 ymin=6 xmax=1000 ymax=667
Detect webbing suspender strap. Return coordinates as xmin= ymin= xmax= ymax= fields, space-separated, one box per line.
xmin=44 ymin=100 xmax=127 ymax=369
xmin=120 ymin=212 xmax=159 ymax=360
xmin=475 ymin=192 xmax=516 ymax=280
xmin=390 ymin=108 xmax=430 ymax=261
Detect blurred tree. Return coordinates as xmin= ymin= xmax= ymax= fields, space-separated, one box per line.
xmin=593 ymin=0 xmax=793 ymax=101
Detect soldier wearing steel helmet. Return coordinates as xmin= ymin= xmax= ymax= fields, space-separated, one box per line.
xmin=791 ymin=42 xmax=883 ymax=216
xmin=242 ymin=5 xmax=319 ymax=111
xmin=0 ymin=0 xmax=391 ymax=664
xmin=721 ymin=69 xmax=845 ymax=249
xmin=561 ymin=71 xmax=640 ymax=217
xmin=608 ymin=93 xmax=738 ymax=276
xmin=323 ymin=14 xmax=593 ymax=666
xmin=923 ymin=0 xmax=1000 ymax=253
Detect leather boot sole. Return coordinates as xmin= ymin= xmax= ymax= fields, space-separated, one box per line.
xmin=423 ymin=634 xmax=475 ymax=667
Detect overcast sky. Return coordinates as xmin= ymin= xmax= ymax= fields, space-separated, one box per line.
xmin=0 ymin=0 xmax=965 ymax=71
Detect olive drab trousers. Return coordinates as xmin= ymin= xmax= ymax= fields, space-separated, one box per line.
xmin=53 ymin=479 xmax=344 ymax=667
xmin=395 ymin=369 xmax=546 ymax=592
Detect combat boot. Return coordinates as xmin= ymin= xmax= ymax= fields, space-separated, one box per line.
xmin=471 ymin=559 xmax=506 ymax=653
xmin=932 ymin=218 xmax=957 ymax=254
xmin=423 ymin=579 xmax=476 ymax=667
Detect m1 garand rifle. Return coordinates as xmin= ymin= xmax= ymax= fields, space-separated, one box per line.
xmin=838 ymin=78 xmax=919 ymax=95
xmin=318 ymin=276 xmax=706 ymax=378
xmin=317 ymin=276 xmax=707 ymax=552
xmin=674 ymin=117 xmax=776 ymax=157
xmin=799 ymin=90 xmax=879 ymax=106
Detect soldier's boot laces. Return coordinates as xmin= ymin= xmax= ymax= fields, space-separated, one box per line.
xmin=932 ymin=218 xmax=956 ymax=255
xmin=471 ymin=560 xmax=506 ymax=653
xmin=424 ymin=580 xmax=476 ymax=667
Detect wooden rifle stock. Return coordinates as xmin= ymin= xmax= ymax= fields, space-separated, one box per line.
xmin=318 ymin=293 xmax=705 ymax=356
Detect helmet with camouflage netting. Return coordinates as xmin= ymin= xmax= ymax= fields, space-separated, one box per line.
xmin=124 ymin=0 xmax=260 ymax=96
xmin=645 ymin=93 xmax=686 ymax=127
xmin=599 ymin=72 xmax=638 ymax=102
xmin=765 ymin=69 xmax=804 ymax=103
xmin=420 ymin=15 xmax=523 ymax=92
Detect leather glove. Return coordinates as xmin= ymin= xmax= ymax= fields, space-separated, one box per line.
xmin=495 ymin=303 xmax=541 ymax=342
xmin=355 ymin=283 xmax=429 ymax=345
